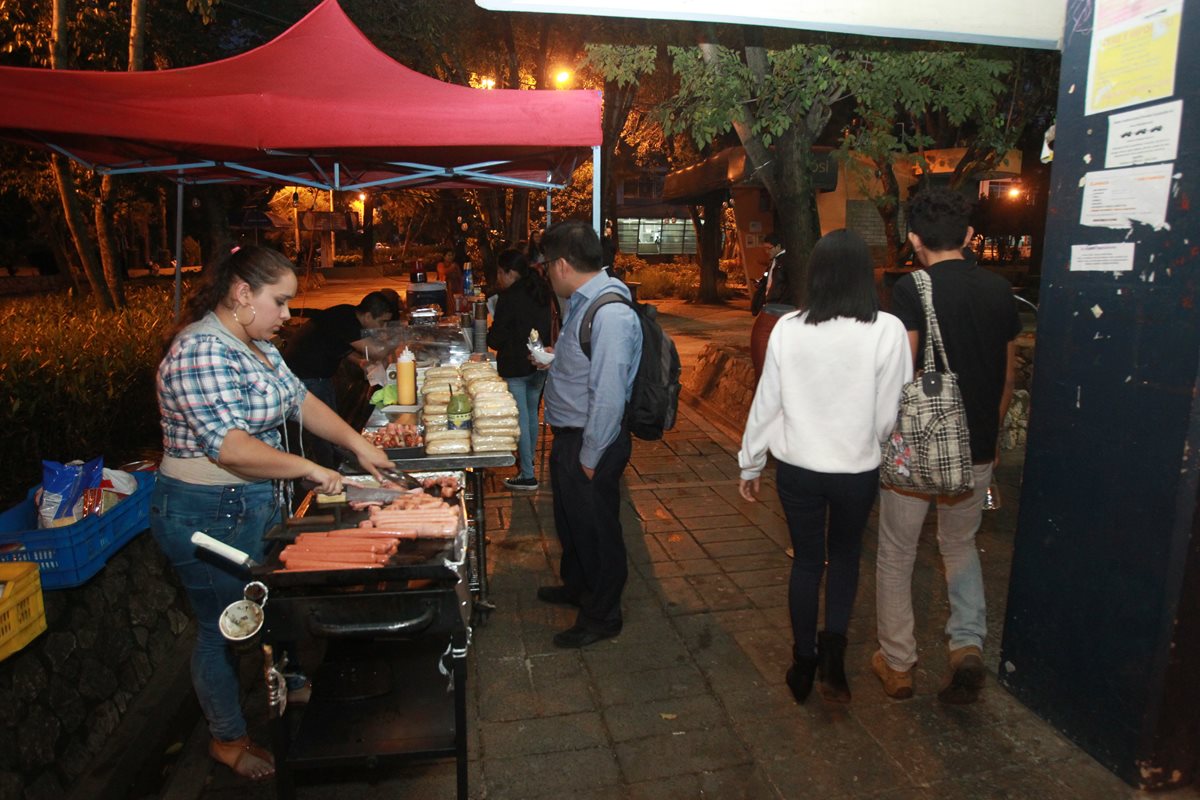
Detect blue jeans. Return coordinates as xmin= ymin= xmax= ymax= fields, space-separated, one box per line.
xmin=150 ymin=474 xmax=280 ymax=742
xmin=775 ymin=462 xmax=879 ymax=660
xmin=506 ymin=371 xmax=547 ymax=480
xmin=875 ymin=463 xmax=992 ymax=670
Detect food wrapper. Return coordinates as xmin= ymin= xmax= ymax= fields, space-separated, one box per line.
xmin=37 ymin=457 xmax=104 ymax=528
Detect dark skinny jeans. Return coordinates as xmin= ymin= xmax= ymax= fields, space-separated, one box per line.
xmin=775 ymin=461 xmax=879 ymax=661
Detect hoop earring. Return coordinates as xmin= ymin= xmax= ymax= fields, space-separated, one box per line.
xmin=232 ymin=303 xmax=257 ymax=327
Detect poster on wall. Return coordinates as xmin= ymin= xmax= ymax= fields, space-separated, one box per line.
xmin=1085 ymin=0 xmax=1182 ymax=116
xmin=1070 ymin=242 xmax=1136 ymax=272
xmin=1079 ymin=162 xmax=1173 ymax=230
xmin=1105 ymin=100 xmax=1183 ymax=167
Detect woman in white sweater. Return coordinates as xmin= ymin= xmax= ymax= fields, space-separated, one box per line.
xmin=738 ymin=229 xmax=912 ymax=704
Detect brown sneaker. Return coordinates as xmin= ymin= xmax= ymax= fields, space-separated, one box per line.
xmin=938 ymin=645 xmax=986 ymax=704
xmin=871 ymin=650 xmax=914 ymax=699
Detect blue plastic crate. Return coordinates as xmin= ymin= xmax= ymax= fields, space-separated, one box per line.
xmin=0 ymin=471 xmax=156 ymax=589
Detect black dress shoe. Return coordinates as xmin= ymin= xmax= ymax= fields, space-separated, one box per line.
xmin=786 ymin=655 xmax=819 ymax=704
xmin=552 ymin=624 xmax=619 ymax=649
xmin=536 ymin=585 xmax=581 ymax=607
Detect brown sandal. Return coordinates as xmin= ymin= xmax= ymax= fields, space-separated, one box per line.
xmin=209 ymin=735 xmax=275 ymax=781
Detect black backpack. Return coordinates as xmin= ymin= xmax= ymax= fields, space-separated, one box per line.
xmin=579 ymin=292 xmax=681 ymax=441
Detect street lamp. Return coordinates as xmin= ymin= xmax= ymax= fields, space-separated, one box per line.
xmin=553 ymin=69 xmax=572 ymax=89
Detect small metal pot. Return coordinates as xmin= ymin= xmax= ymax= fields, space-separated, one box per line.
xmin=219 ymin=581 xmax=269 ymax=645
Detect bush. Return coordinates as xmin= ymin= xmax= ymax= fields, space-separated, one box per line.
xmin=0 ymin=286 xmax=171 ymax=505
xmin=623 ymin=256 xmax=739 ymax=302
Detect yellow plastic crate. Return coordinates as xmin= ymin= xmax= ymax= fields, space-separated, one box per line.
xmin=0 ymin=561 xmax=46 ymax=661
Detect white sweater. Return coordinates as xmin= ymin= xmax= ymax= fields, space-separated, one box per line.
xmin=739 ymin=311 xmax=912 ymax=479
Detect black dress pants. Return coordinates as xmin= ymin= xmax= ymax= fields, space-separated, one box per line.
xmin=549 ymin=427 xmax=632 ymax=633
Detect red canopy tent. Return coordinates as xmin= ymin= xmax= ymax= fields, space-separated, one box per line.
xmin=0 ymin=0 xmax=602 ymax=193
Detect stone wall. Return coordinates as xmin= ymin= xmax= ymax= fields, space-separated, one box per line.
xmin=684 ymin=344 xmax=756 ymax=432
xmin=0 ymin=531 xmax=191 ymax=800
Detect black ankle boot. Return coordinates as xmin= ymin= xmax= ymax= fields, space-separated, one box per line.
xmin=785 ymin=655 xmax=819 ymax=704
xmin=817 ymin=631 xmax=851 ymax=703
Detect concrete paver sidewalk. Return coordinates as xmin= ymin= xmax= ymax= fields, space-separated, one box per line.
xmin=182 ymin=279 xmax=1193 ymax=799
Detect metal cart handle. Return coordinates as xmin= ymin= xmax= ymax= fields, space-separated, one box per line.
xmin=307 ymin=603 xmax=437 ymax=638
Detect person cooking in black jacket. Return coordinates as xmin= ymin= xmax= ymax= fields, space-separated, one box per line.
xmin=487 ymin=249 xmax=553 ymax=491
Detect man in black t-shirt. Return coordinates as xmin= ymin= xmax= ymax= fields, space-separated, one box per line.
xmin=284 ymin=291 xmax=399 ymax=466
xmin=872 ymin=189 xmax=1019 ymax=705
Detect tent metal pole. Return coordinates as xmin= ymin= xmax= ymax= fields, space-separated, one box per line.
xmin=174 ymin=180 xmax=184 ymax=320
xmin=545 ymin=192 xmax=552 ymax=228
xmin=592 ymin=144 xmax=601 ymax=234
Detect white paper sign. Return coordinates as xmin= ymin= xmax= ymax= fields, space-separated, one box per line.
xmin=1070 ymin=243 xmax=1136 ymax=272
xmin=1105 ymin=100 xmax=1182 ymax=167
xmin=1080 ymin=163 xmax=1173 ymax=230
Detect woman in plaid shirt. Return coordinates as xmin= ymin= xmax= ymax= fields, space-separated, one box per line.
xmin=151 ymin=246 xmax=391 ymax=781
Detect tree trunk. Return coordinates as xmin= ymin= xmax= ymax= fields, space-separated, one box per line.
xmin=361 ymin=194 xmax=375 ymax=266
xmin=600 ymin=80 xmax=637 ymax=235
xmin=693 ymin=197 xmax=722 ymax=304
xmin=50 ymin=0 xmax=114 ymax=309
xmin=52 ymin=156 xmax=115 ymax=310
xmin=196 ymin=187 xmax=234 ymax=267
xmin=94 ymin=175 xmax=126 ymax=306
xmin=129 ymin=0 xmax=145 ymax=70
xmin=772 ymin=129 xmax=821 ymax=308
xmin=874 ymin=158 xmax=903 ymax=268
xmin=508 ymin=189 xmax=529 ymax=246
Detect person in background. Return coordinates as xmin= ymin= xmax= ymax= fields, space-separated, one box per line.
xmin=538 ymin=220 xmax=642 ymax=648
xmin=751 ymin=232 xmax=789 ymax=315
xmin=283 ymin=290 xmax=399 ymax=466
xmin=487 ymin=249 xmax=553 ymax=491
xmin=872 ymin=188 xmax=1020 ymax=704
xmin=739 ymin=229 xmax=911 ymax=705
xmin=152 ymin=246 xmax=391 ymax=781
xmin=437 ymin=249 xmax=464 ymax=308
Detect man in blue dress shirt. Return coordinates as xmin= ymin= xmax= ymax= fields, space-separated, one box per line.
xmin=537 ymin=220 xmax=643 ymax=648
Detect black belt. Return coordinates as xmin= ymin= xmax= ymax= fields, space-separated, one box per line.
xmin=551 ymin=426 xmax=582 ymax=435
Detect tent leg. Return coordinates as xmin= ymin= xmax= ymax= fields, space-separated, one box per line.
xmin=592 ymin=145 xmax=601 ymax=235
xmin=174 ymin=180 xmax=184 ymax=320
xmin=545 ymin=193 xmax=552 ymax=228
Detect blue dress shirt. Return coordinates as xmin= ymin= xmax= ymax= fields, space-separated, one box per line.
xmin=543 ymin=272 xmax=642 ymax=469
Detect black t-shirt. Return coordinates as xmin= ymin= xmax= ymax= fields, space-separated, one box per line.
xmin=891 ymin=260 xmax=1021 ymax=463
xmin=283 ymin=304 xmax=362 ymax=379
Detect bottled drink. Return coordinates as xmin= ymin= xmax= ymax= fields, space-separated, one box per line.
xmin=446 ymin=385 xmax=473 ymax=430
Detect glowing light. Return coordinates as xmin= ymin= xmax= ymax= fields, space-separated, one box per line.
xmin=1008 ymin=187 xmax=1022 ymax=199
xmin=358 ymin=193 xmax=366 ymax=202
xmin=480 ymin=77 xmax=496 ymax=90
xmin=554 ymin=70 xmax=572 ymax=88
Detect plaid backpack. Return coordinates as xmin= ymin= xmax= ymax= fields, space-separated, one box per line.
xmin=881 ymin=270 xmax=974 ymax=495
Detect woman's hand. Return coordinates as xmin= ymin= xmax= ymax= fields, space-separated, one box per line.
xmin=348 ymin=438 xmax=393 ymax=482
xmin=739 ymin=476 xmax=760 ymax=503
xmin=305 ymin=463 xmax=344 ymax=495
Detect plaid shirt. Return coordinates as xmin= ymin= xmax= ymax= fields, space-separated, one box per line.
xmin=158 ymin=313 xmax=306 ymax=460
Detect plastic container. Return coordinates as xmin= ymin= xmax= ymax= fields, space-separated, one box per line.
xmin=0 ymin=561 xmax=46 ymax=661
xmin=0 ymin=471 xmax=155 ymax=589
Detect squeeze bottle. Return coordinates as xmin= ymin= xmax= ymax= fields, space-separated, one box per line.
xmin=396 ymin=347 xmax=417 ymax=406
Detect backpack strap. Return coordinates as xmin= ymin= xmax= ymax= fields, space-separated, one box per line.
xmin=579 ymin=291 xmax=635 ymax=359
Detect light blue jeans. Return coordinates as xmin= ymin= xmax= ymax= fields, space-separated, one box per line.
xmin=875 ymin=463 xmax=992 ymax=671
xmin=150 ymin=474 xmax=280 ymax=742
xmin=506 ymin=371 xmax=547 ymax=480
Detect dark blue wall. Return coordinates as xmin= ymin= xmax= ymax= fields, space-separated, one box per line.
xmin=1000 ymin=0 xmax=1200 ymax=788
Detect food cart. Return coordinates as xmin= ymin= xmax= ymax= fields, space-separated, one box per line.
xmin=243 ymin=353 xmax=515 ymax=799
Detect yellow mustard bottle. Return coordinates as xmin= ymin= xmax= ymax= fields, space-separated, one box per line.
xmin=396 ymin=346 xmax=417 ymax=406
